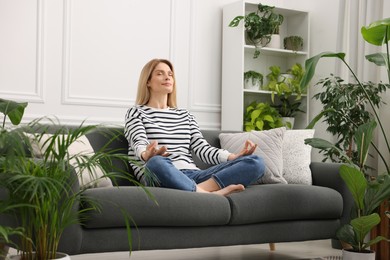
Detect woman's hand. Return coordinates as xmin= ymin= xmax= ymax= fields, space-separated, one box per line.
xmin=141 ymin=141 xmax=169 ymax=161
xmin=228 ymin=140 xmax=257 ymax=161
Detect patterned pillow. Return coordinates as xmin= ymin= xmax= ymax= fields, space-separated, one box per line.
xmin=219 ymin=127 xmax=287 ymax=184
xmin=282 ymin=129 xmax=315 ymax=185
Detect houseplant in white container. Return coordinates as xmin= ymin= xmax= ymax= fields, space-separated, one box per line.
xmin=0 ymin=98 xmax=144 ymax=260
xmin=244 ymin=70 xmax=263 ymax=90
xmin=229 ymin=3 xmax=284 ymax=58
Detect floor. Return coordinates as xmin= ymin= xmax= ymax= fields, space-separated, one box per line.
xmin=67 ymin=240 xmax=342 ymax=260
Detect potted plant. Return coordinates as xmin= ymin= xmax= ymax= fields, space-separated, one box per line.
xmin=305 ymin=122 xmax=390 ymax=259
xmin=243 ymin=101 xmax=283 ymax=131
xmin=300 ymin=17 xmax=390 ymax=259
xmin=0 ymin=98 xmax=143 ymax=260
xmin=283 ymin=36 xmax=304 ymax=52
xmin=229 ymin=3 xmax=284 ymax=58
xmin=244 ymin=70 xmax=263 ymax=90
xmin=264 ymin=63 xmax=305 ymax=128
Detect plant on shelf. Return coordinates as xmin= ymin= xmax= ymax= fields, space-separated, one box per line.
xmin=300 ymin=17 xmax=390 ymax=258
xmin=283 ymin=36 xmax=304 ymax=52
xmin=244 ymin=70 xmax=263 ymax=90
xmin=264 ymin=63 xmax=305 ymax=128
xmin=0 ymin=98 xmax=147 ymax=260
xmin=229 ymin=3 xmax=284 ymax=58
xmin=308 ymin=74 xmax=387 ymax=167
xmin=243 ymin=101 xmax=283 ymax=131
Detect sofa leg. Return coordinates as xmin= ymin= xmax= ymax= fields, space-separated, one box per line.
xmin=269 ymin=243 xmax=275 ymax=251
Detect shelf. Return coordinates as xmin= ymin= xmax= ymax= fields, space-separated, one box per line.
xmin=244 ymin=45 xmax=308 ymax=57
xmin=243 ymin=89 xmax=308 ymax=97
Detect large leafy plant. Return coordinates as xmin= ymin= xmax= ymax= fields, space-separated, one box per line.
xmin=0 ymin=98 xmax=146 ymax=259
xmin=310 ymin=75 xmax=387 ymax=166
xmin=300 ymin=17 xmax=390 ymax=253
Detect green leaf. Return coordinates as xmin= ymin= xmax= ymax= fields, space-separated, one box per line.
xmin=263 ymin=115 xmax=274 ymax=122
xmin=300 ymin=52 xmax=346 ymax=91
xmin=339 ymin=165 xmax=367 ymax=211
xmin=255 ymin=120 xmax=264 ymax=130
xmin=229 ymin=16 xmax=244 ymax=27
xmin=365 ymin=53 xmax=389 ymax=67
xmin=0 ymin=98 xmax=28 ymax=126
xmin=251 ymin=110 xmax=261 ymax=123
xmin=355 ymin=121 xmax=376 ymax=167
xmin=361 ymin=17 xmax=390 ymax=46
xmin=336 ymin=224 xmax=357 ymax=248
xmin=351 ymin=213 xmax=381 ymax=248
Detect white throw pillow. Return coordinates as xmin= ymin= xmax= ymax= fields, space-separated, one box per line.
xmin=219 ymin=127 xmax=287 ymax=184
xmin=26 ymin=133 xmax=113 ymax=189
xmin=282 ymin=129 xmax=315 ymax=185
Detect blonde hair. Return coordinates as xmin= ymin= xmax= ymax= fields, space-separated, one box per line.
xmin=135 ymin=59 xmax=177 ymax=108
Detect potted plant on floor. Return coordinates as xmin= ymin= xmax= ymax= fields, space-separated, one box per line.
xmin=244 ymin=70 xmax=264 ymax=90
xmin=243 ymin=101 xmax=283 ymax=131
xmin=0 ymin=98 xmax=143 ymax=260
xmin=264 ymin=63 xmax=306 ymax=128
xmin=300 ymin=17 xmax=390 ymax=259
xmin=229 ymin=3 xmax=284 ymax=58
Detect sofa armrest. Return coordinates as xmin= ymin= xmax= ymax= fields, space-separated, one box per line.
xmin=310 ymin=162 xmax=353 ymax=227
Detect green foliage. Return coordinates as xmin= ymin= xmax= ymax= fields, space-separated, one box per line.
xmin=244 ymin=101 xmax=283 ymax=131
xmin=0 ymin=98 xmax=28 ymax=127
xmin=301 ymin=17 xmax=390 ymax=253
xmin=264 ymin=63 xmax=305 ymax=117
xmin=229 ymin=3 xmax=284 ymax=58
xmin=311 ymin=75 xmax=387 ymax=165
xmin=0 ymin=98 xmax=149 ymax=259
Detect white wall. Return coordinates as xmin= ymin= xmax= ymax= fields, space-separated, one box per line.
xmin=1 ymin=0 xmax=344 ymax=131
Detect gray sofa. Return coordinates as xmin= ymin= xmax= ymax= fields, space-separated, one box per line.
xmin=56 ymin=128 xmax=353 ymax=255
xmin=2 ymin=128 xmax=353 ymax=255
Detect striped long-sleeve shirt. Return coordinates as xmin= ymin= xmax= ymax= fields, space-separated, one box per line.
xmin=124 ymin=105 xmax=230 ymax=182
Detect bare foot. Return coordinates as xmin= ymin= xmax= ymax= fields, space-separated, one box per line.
xmin=212 ymin=184 xmax=245 ymax=196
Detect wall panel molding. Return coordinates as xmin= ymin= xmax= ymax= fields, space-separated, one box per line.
xmin=61 ymin=0 xmax=176 ymax=108
xmin=0 ymin=0 xmax=45 ymax=103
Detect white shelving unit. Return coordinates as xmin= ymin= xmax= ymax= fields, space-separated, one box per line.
xmin=221 ymin=0 xmax=310 ymax=131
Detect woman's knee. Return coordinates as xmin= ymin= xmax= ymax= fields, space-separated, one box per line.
xmin=145 ymin=156 xmax=169 ymax=173
xmin=245 ymin=155 xmax=265 ymax=179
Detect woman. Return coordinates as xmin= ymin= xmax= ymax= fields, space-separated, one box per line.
xmin=124 ymin=58 xmax=265 ymax=196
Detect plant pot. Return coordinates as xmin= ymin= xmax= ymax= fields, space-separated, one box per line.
xmin=9 ymin=252 xmax=71 ymax=260
xmin=244 ymin=79 xmax=262 ymax=90
xmin=282 ymin=117 xmax=295 ymax=129
xmin=342 ymin=249 xmax=375 ymax=260
xmin=284 ymin=36 xmax=303 ymax=51
xmin=267 ymin=34 xmax=281 ymax=49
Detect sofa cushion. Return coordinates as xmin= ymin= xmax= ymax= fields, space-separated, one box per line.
xmin=219 ymin=128 xmax=287 ymax=184
xmin=227 ymin=185 xmax=343 ymax=225
xmin=81 ymin=186 xmax=232 ymax=228
xmin=282 ymin=129 xmax=315 ymax=185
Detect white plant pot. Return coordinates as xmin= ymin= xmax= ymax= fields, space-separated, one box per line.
xmin=244 ymin=80 xmax=261 ymax=90
xmin=342 ymin=249 xmax=375 ymax=260
xmin=282 ymin=117 xmax=295 ymax=129
xmin=267 ymin=34 xmax=281 ymax=49
xmin=9 ymin=252 xmax=71 ymax=260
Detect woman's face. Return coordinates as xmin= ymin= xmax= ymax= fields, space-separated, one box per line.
xmin=147 ymin=62 xmax=174 ymax=95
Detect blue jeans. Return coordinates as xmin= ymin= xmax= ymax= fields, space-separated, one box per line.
xmin=144 ymin=155 xmax=265 ymax=192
